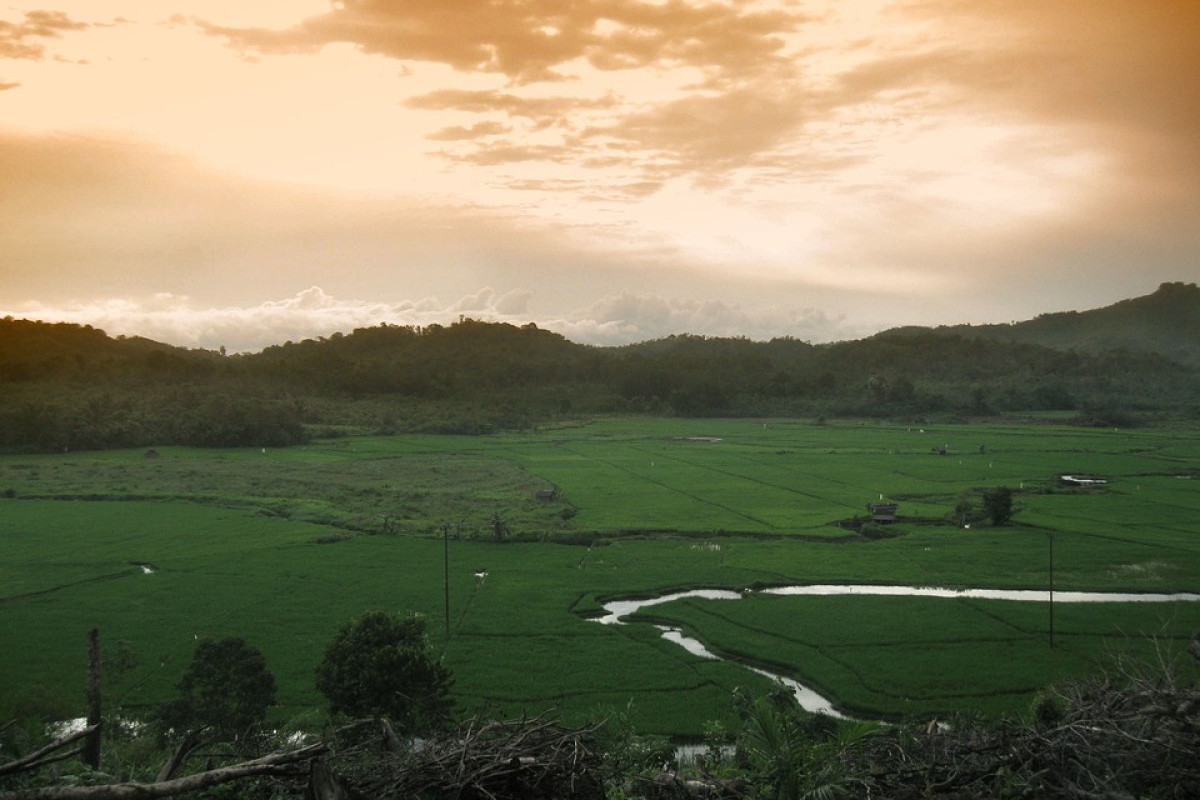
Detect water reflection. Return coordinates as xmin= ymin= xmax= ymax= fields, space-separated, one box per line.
xmin=762 ymin=584 xmax=1200 ymax=603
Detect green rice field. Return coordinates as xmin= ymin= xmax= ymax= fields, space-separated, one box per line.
xmin=2 ymin=417 xmax=1199 ymax=736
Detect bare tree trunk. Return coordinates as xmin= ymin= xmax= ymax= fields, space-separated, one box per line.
xmin=304 ymin=759 xmax=353 ymax=800
xmin=378 ymin=718 xmax=404 ymax=755
xmin=154 ymin=732 xmax=203 ymax=783
xmin=81 ymin=629 xmax=101 ymax=770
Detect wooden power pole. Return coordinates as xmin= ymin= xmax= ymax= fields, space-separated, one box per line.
xmin=82 ymin=628 xmax=101 ymax=769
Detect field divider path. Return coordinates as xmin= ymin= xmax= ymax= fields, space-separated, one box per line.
xmin=1027 ymin=518 xmax=1200 ymax=556
xmin=555 ymin=443 xmax=779 ymax=530
xmin=629 ymin=444 xmax=864 ymax=514
xmin=0 ymin=568 xmax=138 ymax=605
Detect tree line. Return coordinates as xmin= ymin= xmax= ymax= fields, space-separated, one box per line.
xmin=2 ymin=315 xmax=1198 ymax=452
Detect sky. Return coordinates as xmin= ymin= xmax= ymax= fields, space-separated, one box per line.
xmin=2 ymin=1 xmax=1197 ymax=352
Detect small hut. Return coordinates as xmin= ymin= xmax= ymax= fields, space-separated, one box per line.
xmin=1059 ymin=475 xmax=1108 ymax=487
xmin=867 ymin=502 xmax=898 ymax=523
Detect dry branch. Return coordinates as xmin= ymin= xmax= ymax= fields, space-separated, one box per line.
xmin=327 ymin=714 xmax=605 ymax=800
xmin=845 ymin=675 xmax=1200 ymax=799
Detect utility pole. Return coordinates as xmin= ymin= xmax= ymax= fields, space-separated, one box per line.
xmin=1049 ymin=532 xmax=1055 ymax=649
xmin=83 ymin=628 xmax=101 ymax=769
xmin=443 ymin=524 xmax=450 ymax=639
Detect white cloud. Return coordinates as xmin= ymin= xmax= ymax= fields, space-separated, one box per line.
xmin=3 ymin=286 xmax=859 ymax=353
xmin=449 ymin=287 xmax=532 ymax=315
xmin=549 ymin=292 xmax=851 ymax=345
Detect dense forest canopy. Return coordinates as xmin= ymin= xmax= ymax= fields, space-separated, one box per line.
xmin=2 ymin=283 xmax=1198 ymax=452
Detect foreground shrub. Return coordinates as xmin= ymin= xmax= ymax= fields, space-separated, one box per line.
xmin=315 ymin=611 xmax=453 ymax=734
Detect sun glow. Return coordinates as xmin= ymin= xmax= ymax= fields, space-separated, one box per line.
xmin=2 ymin=0 xmax=1195 ymax=343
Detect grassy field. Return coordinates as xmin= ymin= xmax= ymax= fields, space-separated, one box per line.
xmin=2 ymin=417 xmax=1199 ymax=736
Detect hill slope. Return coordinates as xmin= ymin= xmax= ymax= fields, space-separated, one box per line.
xmin=884 ymin=282 xmax=1200 ymax=366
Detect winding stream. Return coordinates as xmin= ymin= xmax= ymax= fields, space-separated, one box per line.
xmin=594 ymin=585 xmax=1200 ymax=718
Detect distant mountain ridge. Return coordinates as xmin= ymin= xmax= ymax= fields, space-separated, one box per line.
xmin=879 ymin=282 xmax=1200 ymax=367
xmin=2 ymin=282 xmax=1198 ymax=453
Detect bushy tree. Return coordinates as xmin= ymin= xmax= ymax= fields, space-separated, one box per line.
xmin=953 ymin=493 xmax=976 ymax=527
xmin=161 ymin=636 xmax=276 ymax=745
xmin=982 ymin=486 xmax=1014 ymax=526
xmin=315 ymin=611 xmax=453 ymax=733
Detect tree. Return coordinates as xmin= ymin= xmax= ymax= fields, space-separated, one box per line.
xmin=490 ymin=509 xmax=509 ymax=542
xmin=160 ymin=637 xmax=277 ymax=747
xmin=315 ymin=611 xmax=453 ymax=734
xmin=981 ymin=486 xmax=1014 ymax=526
xmin=953 ymin=493 xmax=976 ymax=527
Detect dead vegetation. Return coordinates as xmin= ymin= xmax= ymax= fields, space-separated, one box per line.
xmin=834 ymin=645 xmax=1200 ymax=800
xmin=4 ymin=644 xmax=1199 ymax=800
xmin=321 ymin=715 xmax=605 ymax=800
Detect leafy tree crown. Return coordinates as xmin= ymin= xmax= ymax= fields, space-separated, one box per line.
xmin=162 ymin=636 xmax=276 ymax=743
xmin=315 ymin=610 xmax=453 ymax=733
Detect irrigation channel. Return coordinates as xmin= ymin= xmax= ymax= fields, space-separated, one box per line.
xmin=594 ymin=585 xmax=1200 ymax=720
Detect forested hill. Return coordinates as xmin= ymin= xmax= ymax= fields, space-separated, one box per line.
xmin=880 ymin=282 xmax=1200 ymax=367
xmin=2 ymin=284 xmax=1199 ymax=451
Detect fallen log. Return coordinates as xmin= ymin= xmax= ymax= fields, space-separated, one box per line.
xmin=0 ymin=743 xmax=327 ymax=800
xmin=0 ymin=726 xmax=102 ymax=778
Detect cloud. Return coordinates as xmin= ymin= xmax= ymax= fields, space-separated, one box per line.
xmin=835 ymin=2 xmax=1200 ymax=193
xmin=3 ymin=1 xmax=1196 ymax=346
xmin=194 ymin=1 xmax=810 ymax=183
xmin=405 ymin=89 xmax=619 ymax=128
xmin=450 ymin=287 xmax=532 ymax=316
xmin=182 ymin=0 xmax=1200 ymax=216
xmin=188 ymin=0 xmax=1200 ymax=211
xmin=0 ymin=131 xmax=623 ymax=308
xmin=0 ymin=10 xmax=88 ymax=59
xmin=200 ymin=0 xmax=800 ymax=83
xmin=582 ymin=81 xmax=811 ymax=180
xmin=551 ymin=291 xmax=850 ymax=345
xmin=3 ymin=286 xmax=856 ymax=354
xmin=4 ymin=288 xmax=461 ymax=353
xmin=427 ymin=121 xmax=511 ymax=142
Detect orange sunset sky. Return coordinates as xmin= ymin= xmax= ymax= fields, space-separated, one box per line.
xmin=2 ymin=1 xmax=1198 ymax=351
